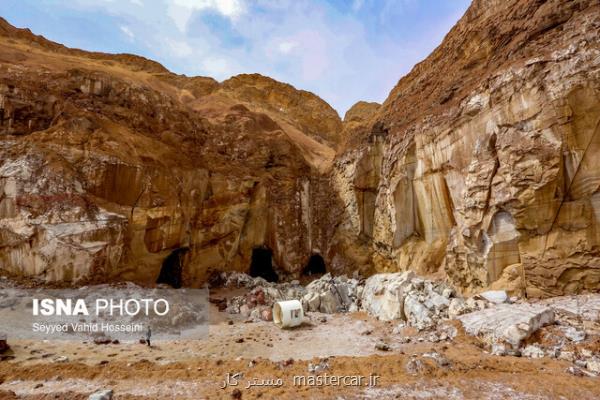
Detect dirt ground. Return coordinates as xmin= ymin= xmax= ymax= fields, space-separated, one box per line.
xmin=0 ymin=290 xmax=599 ymax=400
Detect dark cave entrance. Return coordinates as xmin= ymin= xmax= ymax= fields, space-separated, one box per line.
xmin=156 ymin=247 xmax=188 ymax=288
xmin=249 ymin=247 xmax=279 ymax=283
xmin=302 ymin=254 xmax=327 ymax=276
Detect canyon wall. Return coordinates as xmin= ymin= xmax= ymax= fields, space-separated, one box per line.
xmin=0 ymin=18 xmax=344 ymax=285
xmin=334 ymin=0 xmax=600 ymax=297
xmin=1 ymin=0 xmax=600 ymax=297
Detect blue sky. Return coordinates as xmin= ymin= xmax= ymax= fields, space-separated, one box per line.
xmin=0 ymin=0 xmax=470 ymax=116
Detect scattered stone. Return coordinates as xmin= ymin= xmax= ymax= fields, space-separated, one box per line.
xmin=567 ymin=366 xmax=585 ymax=377
xmin=231 ymin=388 xmax=242 ymax=399
xmin=235 ymin=338 xmax=244 ymax=343
xmin=491 ymin=343 xmax=521 ymax=357
xmin=375 ymin=342 xmax=390 ymax=351
xmin=580 ymin=348 xmax=593 ymax=358
xmin=558 ymin=351 xmax=575 ymax=362
xmin=53 ymin=355 xmax=69 ymax=363
xmin=491 ymin=343 xmax=507 ymax=356
xmin=282 ymin=358 xmax=294 ymax=367
xmin=522 ymin=345 xmax=544 ymax=359
xmin=564 ymin=327 xmax=586 ymax=342
xmin=88 ymin=389 xmax=113 ymax=400
xmin=93 ymin=336 xmax=112 ymax=345
xmin=586 ymin=358 xmax=600 ymax=374
xmin=308 ymin=359 xmax=329 ymax=374
xmin=422 ymin=352 xmax=450 ymax=367
xmin=405 ymin=358 xmax=432 ymax=376
xmin=566 ymin=366 xmax=595 ymax=378
xmin=34 ymin=383 xmax=43 ymax=389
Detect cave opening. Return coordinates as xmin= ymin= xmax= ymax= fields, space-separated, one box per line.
xmin=302 ymin=254 xmax=327 ymax=276
xmin=249 ymin=247 xmax=279 ymax=282
xmin=156 ymin=247 xmax=188 ymax=288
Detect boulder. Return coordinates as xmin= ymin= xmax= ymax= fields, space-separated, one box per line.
xmin=361 ymin=271 xmax=414 ymax=321
xmin=301 ymin=273 xmax=360 ymax=313
xmin=319 ymin=290 xmax=342 ymax=313
xmin=458 ymin=303 xmax=554 ymax=348
xmin=404 ymin=294 xmax=434 ymax=331
xmin=302 ymin=291 xmax=321 ymax=312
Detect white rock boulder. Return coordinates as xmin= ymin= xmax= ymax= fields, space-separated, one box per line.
xmin=361 ymin=271 xmax=415 ymax=321
xmin=458 ymin=303 xmax=554 ymax=348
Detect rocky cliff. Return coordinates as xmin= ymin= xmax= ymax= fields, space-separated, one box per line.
xmin=0 ymin=17 xmax=344 ymax=285
xmin=1 ymin=0 xmax=600 ymax=297
xmin=334 ymin=0 xmax=600 ymax=297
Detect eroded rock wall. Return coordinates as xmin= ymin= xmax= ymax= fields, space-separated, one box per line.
xmin=333 ymin=0 xmax=600 ymax=297
xmin=0 ymin=20 xmax=346 ymax=285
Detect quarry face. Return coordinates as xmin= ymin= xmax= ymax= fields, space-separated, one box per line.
xmin=1 ymin=0 xmax=600 ymax=398
xmin=2 ymin=1 xmax=600 ymax=300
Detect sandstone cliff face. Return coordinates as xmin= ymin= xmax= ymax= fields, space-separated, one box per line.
xmin=2 ymin=0 xmax=600 ymax=297
xmin=333 ymin=0 xmax=600 ymax=297
xmin=0 ymin=18 xmax=344 ymax=285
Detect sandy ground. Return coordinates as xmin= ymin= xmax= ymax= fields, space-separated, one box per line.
xmin=1 ymin=290 xmax=599 ymax=399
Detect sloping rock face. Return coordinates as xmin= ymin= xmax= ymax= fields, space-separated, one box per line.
xmin=333 ymin=0 xmax=600 ymax=297
xmin=0 ymin=18 xmax=345 ymax=285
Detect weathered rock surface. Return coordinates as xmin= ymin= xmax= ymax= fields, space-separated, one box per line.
xmin=458 ymin=303 xmax=555 ymax=348
xmin=302 ymin=273 xmax=362 ymax=313
xmin=361 ymin=272 xmax=414 ymax=321
xmin=0 ymin=18 xmax=345 ymax=285
xmin=331 ymin=0 xmax=600 ymax=297
xmin=2 ymin=0 xmax=600 ymax=299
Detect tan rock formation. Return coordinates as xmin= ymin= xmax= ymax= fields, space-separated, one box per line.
xmin=2 ymin=0 xmax=600 ymax=298
xmin=333 ymin=0 xmax=600 ymax=297
xmin=0 ymin=17 xmax=344 ymax=286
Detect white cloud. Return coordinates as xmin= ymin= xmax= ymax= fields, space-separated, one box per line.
xmin=167 ymin=0 xmax=245 ymax=32
xmin=277 ymin=40 xmax=297 ymax=55
xmin=120 ymin=25 xmax=135 ymax=40
xmin=201 ymin=57 xmax=232 ymax=78
xmin=165 ymin=38 xmax=193 ymax=57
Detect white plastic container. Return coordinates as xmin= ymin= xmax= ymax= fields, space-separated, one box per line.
xmin=273 ymin=300 xmax=304 ymax=328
